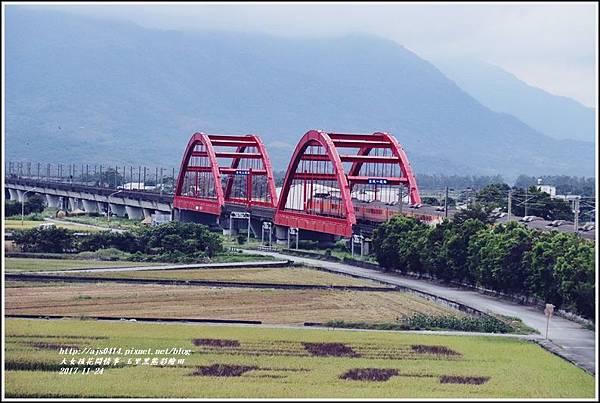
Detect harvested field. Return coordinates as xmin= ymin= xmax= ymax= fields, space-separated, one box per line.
xmin=5 ymin=258 xmax=157 ymax=273
xmin=4 ymin=319 xmax=593 ymax=398
xmin=5 ymin=283 xmax=461 ymax=324
xmin=61 ymin=267 xmax=385 ymax=287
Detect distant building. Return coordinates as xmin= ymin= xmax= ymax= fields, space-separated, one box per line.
xmin=536 ymin=179 xmax=556 ymax=198
xmin=537 ymin=184 xmax=556 ymax=198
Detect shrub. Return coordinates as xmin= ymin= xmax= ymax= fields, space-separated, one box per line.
xmin=12 ymin=227 xmax=75 ymax=253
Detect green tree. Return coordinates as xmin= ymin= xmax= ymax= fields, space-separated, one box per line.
xmin=12 ymin=227 xmax=74 ymax=253
xmin=553 ymin=238 xmax=595 ymax=319
xmin=468 ymin=221 xmax=535 ymax=295
xmin=452 ymin=203 xmax=495 ymax=225
xmin=372 ymin=215 xmax=429 ymax=274
xmin=25 ymin=194 xmax=46 ymax=213
xmin=476 ymin=183 xmax=510 ymax=210
xmin=512 ymin=186 xmax=573 ymax=220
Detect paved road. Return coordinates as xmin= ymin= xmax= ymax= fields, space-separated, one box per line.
xmin=242 ymin=249 xmax=596 ymax=374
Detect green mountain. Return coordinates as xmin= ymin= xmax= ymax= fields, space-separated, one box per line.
xmin=5 ymin=7 xmax=595 ymax=177
xmin=435 ymin=58 xmax=595 ymax=143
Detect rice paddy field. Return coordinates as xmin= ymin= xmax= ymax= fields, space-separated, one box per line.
xmin=59 ymin=266 xmax=386 ymax=287
xmin=5 ymin=258 xmax=159 ymax=272
xmin=4 ymin=318 xmax=594 ymax=398
xmin=5 ymin=282 xmax=458 ymax=324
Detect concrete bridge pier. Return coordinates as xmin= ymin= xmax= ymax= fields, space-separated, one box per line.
xmin=45 ymin=194 xmax=61 ymax=208
xmin=68 ymin=197 xmax=80 ymax=211
xmin=109 ymin=203 xmax=127 ymax=218
xmin=8 ymin=188 xmax=19 ymax=201
xmin=125 ymin=205 xmax=144 ymax=220
xmin=175 ymin=208 xmax=220 ymax=229
xmin=16 ymin=189 xmax=27 ymax=202
xmin=143 ymin=208 xmax=154 ymax=219
xmin=82 ymin=199 xmax=99 ymax=213
xmin=96 ymin=201 xmax=108 ymax=215
xmin=249 ymin=218 xmax=261 ymax=238
xmin=275 ymin=225 xmax=288 ymax=245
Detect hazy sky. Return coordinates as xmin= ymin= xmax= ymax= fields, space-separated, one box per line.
xmin=38 ymin=2 xmax=598 ymax=107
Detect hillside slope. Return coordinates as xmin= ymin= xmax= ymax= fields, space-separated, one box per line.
xmin=5 ymin=8 xmax=595 ymax=176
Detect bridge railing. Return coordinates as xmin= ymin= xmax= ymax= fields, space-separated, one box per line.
xmin=5 ymin=161 xmax=179 ymax=195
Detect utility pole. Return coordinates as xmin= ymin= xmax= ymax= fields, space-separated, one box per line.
xmin=524 ymin=186 xmax=528 ymax=217
xmin=573 ymin=197 xmax=580 ymax=234
xmin=507 ymin=189 xmax=512 ymax=221
xmin=444 ymin=186 xmax=449 ymax=218
xmin=399 ymin=186 xmax=403 ymax=214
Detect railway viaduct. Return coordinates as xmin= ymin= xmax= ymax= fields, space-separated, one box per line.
xmin=6 ymin=129 xmax=432 ymax=246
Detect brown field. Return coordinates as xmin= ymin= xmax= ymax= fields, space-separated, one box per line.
xmin=65 ymin=267 xmax=385 ymax=287
xmin=4 ymin=283 xmax=462 ymax=324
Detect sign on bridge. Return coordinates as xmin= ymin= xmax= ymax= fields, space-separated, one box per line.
xmin=230 ymin=211 xmax=250 ymax=219
xmin=368 ymin=178 xmax=388 ymax=185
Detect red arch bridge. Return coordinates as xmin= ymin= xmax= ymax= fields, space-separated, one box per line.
xmin=173 ymin=130 xmax=443 ymax=246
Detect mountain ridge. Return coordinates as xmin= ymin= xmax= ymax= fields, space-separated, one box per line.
xmin=5 ymin=7 xmax=595 ymax=177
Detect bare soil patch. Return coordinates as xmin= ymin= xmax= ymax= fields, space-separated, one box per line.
xmin=303 ymin=342 xmax=360 ymax=358
xmin=191 ymin=364 xmax=257 ymax=377
xmin=340 ymin=368 xmax=399 ymax=381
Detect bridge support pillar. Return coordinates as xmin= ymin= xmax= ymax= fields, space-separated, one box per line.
xmin=8 ymin=188 xmax=19 ymax=201
xmin=275 ymin=225 xmax=288 ymax=245
xmin=45 ymin=194 xmax=61 ymax=208
xmin=249 ymin=218 xmax=261 ymax=238
xmin=143 ymin=208 xmax=154 ymax=219
xmin=96 ymin=201 xmax=108 ymax=215
xmin=68 ymin=197 xmax=80 ymax=211
xmin=82 ymin=199 xmax=98 ymax=213
xmin=109 ymin=203 xmax=127 ymax=218
xmin=16 ymin=190 xmax=27 ymax=202
xmin=362 ymin=240 xmax=371 ymax=255
xmin=125 ymin=205 xmax=144 ymax=220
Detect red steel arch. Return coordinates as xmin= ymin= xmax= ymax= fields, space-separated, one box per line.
xmin=174 ymin=132 xmax=277 ymax=216
xmin=274 ymin=130 xmax=421 ymax=237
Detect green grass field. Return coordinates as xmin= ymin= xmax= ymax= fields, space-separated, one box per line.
xmin=4 ymin=319 xmax=593 ymax=398
xmin=58 ymin=216 xmax=142 ymax=230
xmin=4 ymin=258 xmax=157 ymax=272
xmin=66 ymin=267 xmax=384 ymax=287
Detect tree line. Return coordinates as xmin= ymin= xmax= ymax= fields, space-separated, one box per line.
xmin=476 ymin=183 xmax=575 ymax=221
xmin=11 ymin=221 xmax=224 ymax=262
xmin=5 ymin=194 xmax=46 ymax=217
xmin=372 ymin=207 xmax=595 ymax=319
xmin=514 ymin=175 xmax=595 ymax=197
